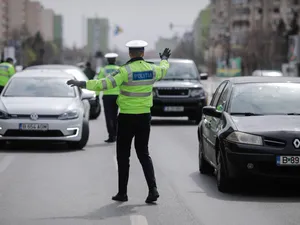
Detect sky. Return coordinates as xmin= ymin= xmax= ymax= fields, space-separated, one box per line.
xmin=38 ymin=0 xmax=209 ymax=51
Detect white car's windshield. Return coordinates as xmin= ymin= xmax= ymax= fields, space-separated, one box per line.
xmin=4 ymin=77 xmax=76 ymax=98
xmin=153 ymin=61 xmax=199 ymax=80
xmin=230 ymin=83 xmax=300 ymax=115
xmin=64 ymin=69 xmax=88 ymax=81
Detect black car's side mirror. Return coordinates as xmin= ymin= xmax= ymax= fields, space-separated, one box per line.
xmin=202 ymin=106 xmax=222 ymax=118
xmin=200 ymin=73 xmax=208 ymax=80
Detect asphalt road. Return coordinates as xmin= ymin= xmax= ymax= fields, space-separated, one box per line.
xmin=1 ymin=76 xmax=300 ymax=225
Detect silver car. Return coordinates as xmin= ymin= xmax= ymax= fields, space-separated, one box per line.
xmin=0 ymin=70 xmax=94 ymax=150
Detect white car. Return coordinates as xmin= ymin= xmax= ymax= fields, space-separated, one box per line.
xmin=252 ymin=70 xmax=283 ymax=76
xmin=24 ymin=64 xmax=101 ymax=119
xmin=0 ymin=70 xmax=94 ymax=150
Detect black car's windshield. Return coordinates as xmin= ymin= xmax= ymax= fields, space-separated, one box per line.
xmin=153 ymin=61 xmax=199 ymax=80
xmin=4 ymin=77 xmax=76 ymax=97
xmin=230 ymin=83 xmax=300 ymax=115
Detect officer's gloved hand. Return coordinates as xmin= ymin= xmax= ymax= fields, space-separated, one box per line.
xmin=159 ymin=48 xmax=171 ymax=60
xmin=66 ymin=80 xmax=86 ymax=88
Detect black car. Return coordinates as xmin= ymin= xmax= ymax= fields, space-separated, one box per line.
xmin=147 ymin=58 xmax=208 ymax=124
xmin=198 ymin=76 xmax=300 ymax=192
xmin=24 ymin=65 xmax=101 ymax=119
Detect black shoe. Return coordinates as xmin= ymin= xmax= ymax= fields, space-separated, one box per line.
xmin=112 ymin=193 xmax=128 ymax=202
xmin=105 ymin=138 xmax=116 ymax=143
xmin=145 ymin=188 xmax=159 ymax=203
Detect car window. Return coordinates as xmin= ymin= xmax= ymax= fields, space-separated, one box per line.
xmin=230 ymin=83 xmax=300 ymax=114
xmin=4 ymin=77 xmax=76 ymax=98
xmin=210 ymin=82 xmax=227 ymax=107
xmin=216 ymin=85 xmax=230 ymax=111
xmin=152 ymin=61 xmax=198 ymax=80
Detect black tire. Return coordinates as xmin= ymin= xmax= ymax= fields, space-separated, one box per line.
xmin=216 ymin=150 xmax=233 ymax=193
xmin=90 ymin=103 xmax=101 ymax=119
xmin=68 ymin=120 xmax=89 ymax=150
xmin=199 ymin=136 xmax=214 ymax=174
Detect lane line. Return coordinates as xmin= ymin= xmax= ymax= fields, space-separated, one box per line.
xmin=0 ymin=155 xmax=14 ymax=174
xmin=130 ymin=215 xmax=148 ymax=225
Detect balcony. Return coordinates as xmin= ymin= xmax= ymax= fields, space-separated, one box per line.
xmin=254 ymin=0 xmax=262 ymax=7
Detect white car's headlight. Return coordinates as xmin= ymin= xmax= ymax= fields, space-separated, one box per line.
xmin=0 ymin=110 xmax=9 ymax=119
xmin=226 ymin=131 xmax=263 ymax=145
xmin=58 ymin=110 xmax=79 ymax=120
xmin=190 ymin=88 xmax=205 ymax=97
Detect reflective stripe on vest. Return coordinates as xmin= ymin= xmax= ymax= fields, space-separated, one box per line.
xmin=100 ymin=68 xmax=119 ymax=90
xmin=123 ymin=65 xmax=156 ymax=86
xmin=120 ymin=90 xmax=152 ymax=97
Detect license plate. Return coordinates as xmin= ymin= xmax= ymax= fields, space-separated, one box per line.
xmin=19 ymin=123 xmax=49 ymax=131
xmin=276 ymin=156 xmax=300 ymax=166
xmin=164 ymin=106 xmax=184 ymax=112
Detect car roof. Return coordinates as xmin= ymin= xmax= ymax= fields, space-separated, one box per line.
xmin=13 ymin=70 xmax=75 ymax=79
xmin=25 ymin=64 xmax=80 ymax=70
xmin=146 ymin=58 xmax=194 ymax=63
xmin=225 ymin=76 xmax=300 ymax=84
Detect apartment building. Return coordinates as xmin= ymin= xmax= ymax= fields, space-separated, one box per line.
xmin=210 ymin=0 xmax=300 ymax=47
xmin=7 ymin=0 xmax=26 ymax=35
xmin=25 ymin=1 xmax=43 ymax=37
xmin=41 ymin=8 xmax=54 ymax=41
xmin=0 ymin=0 xmax=8 ymax=43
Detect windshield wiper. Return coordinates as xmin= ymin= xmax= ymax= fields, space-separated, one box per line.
xmin=230 ymin=112 xmax=264 ymax=116
xmin=286 ymin=113 xmax=300 ymax=115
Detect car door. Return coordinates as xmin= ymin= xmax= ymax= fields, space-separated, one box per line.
xmin=202 ymin=81 xmax=228 ymax=163
xmin=209 ymin=83 xmax=231 ymax=164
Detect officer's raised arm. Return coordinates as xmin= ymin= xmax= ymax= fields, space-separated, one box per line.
xmin=154 ymin=48 xmax=171 ymax=81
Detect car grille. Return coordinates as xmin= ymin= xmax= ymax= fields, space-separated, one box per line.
xmin=264 ymin=138 xmax=286 ymax=148
xmin=10 ymin=114 xmax=58 ymax=119
xmin=157 ymin=88 xmax=189 ymax=97
xmin=4 ymin=130 xmax=64 ymax=137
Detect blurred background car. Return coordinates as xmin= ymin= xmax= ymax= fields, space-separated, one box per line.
xmin=252 ymin=70 xmax=283 ymax=77
xmin=147 ymin=58 xmax=208 ymax=124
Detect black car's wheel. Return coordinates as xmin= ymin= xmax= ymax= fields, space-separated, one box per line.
xmin=216 ymin=150 xmax=232 ymax=193
xmin=199 ymin=136 xmax=214 ymax=174
xmin=90 ymin=103 xmax=101 ymax=119
xmin=68 ymin=120 xmax=89 ymax=150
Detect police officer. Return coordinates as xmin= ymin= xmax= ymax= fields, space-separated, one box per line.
xmin=67 ymin=40 xmax=171 ymax=203
xmin=83 ymin=62 xmax=96 ymax=80
xmin=98 ymin=53 xmax=120 ymax=143
xmin=0 ymin=58 xmax=15 ymax=93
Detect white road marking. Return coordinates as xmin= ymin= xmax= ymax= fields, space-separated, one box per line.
xmin=113 ymin=155 xmax=118 ymax=171
xmin=130 ymin=215 xmax=148 ymax=225
xmin=0 ymin=155 xmax=14 ymax=174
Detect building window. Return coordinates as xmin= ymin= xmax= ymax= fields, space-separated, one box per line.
xmin=273 ymin=8 xmax=280 ymax=13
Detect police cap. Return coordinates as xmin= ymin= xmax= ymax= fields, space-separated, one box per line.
xmin=104 ymin=53 xmax=118 ymax=58
xmin=126 ymin=40 xmax=148 ymax=51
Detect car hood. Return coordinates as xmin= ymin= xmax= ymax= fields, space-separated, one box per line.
xmin=154 ymin=80 xmax=203 ymax=88
xmin=232 ymin=115 xmax=300 ymax=133
xmin=0 ymin=97 xmax=77 ymax=115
